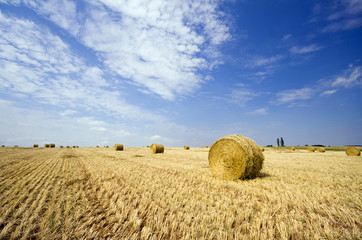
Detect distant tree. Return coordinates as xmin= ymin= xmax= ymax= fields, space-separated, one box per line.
xmin=277 ymin=138 xmax=280 ymax=147
xmin=281 ymin=137 xmax=284 ymax=147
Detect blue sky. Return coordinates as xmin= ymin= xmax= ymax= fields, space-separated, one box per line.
xmin=0 ymin=0 xmax=361 ymax=147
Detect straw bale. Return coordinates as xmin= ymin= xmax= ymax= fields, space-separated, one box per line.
xmin=66 ymin=146 xmax=70 ymax=148
xmin=72 ymin=146 xmax=76 ymax=148
xmin=1 ymin=145 xmax=4 ymax=147
xmin=274 ymin=147 xmax=278 ymax=150
xmin=115 ymin=144 xmax=124 ymax=151
xmin=288 ymin=147 xmax=295 ymax=151
xmin=14 ymin=145 xmax=18 ymax=148
xmin=151 ymin=143 xmax=164 ymax=154
xmin=317 ymin=147 xmax=325 ymax=152
xmin=44 ymin=144 xmax=50 ymax=148
xmin=60 ymin=146 xmax=63 ymax=148
xmin=33 ymin=144 xmax=38 ymax=148
xmin=346 ymin=146 xmax=360 ymax=156
xmin=50 ymin=143 xmax=55 ymax=148
xmin=308 ymin=147 xmax=315 ymax=152
xmin=184 ymin=145 xmax=190 ymax=150
xmin=208 ymin=135 xmax=264 ymax=180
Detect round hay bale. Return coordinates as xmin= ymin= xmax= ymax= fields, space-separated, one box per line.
xmin=1 ymin=145 xmax=4 ymax=147
xmin=184 ymin=145 xmax=190 ymax=150
xmin=33 ymin=144 xmax=38 ymax=148
xmin=208 ymin=135 xmax=264 ymax=180
xmin=274 ymin=147 xmax=278 ymax=150
xmin=317 ymin=147 xmax=325 ymax=152
xmin=308 ymin=147 xmax=315 ymax=152
xmin=66 ymin=146 xmax=70 ymax=148
xmin=72 ymin=146 xmax=76 ymax=148
xmin=151 ymin=143 xmax=164 ymax=154
xmin=115 ymin=144 xmax=124 ymax=151
xmin=44 ymin=144 xmax=50 ymax=148
xmin=346 ymin=147 xmax=360 ymax=156
xmin=96 ymin=146 xmax=99 ymax=148
xmin=288 ymin=146 xmax=295 ymax=151
xmin=205 ymin=146 xmax=209 ymax=148
xmin=60 ymin=146 xmax=63 ymax=148
xmin=50 ymin=143 xmax=55 ymax=148
xmin=14 ymin=145 xmax=19 ymax=148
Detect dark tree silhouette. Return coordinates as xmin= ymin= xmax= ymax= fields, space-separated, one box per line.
xmin=281 ymin=137 xmax=284 ymax=147
xmin=277 ymin=138 xmax=280 ymax=147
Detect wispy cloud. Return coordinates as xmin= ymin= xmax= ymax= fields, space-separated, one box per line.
xmin=248 ymin=108 xmax=268 ymax=115
xmin=274 ymin=87 xmax=314 ymax=105
xmin=320 ymin=89 xmax=338 ymax=96
xmin=246 ymin=55 xmax=284 ymax=68
xmin=331 ymin=65 xmax=362 ymax=87
xmin=289 ymin=44 xmax=323 ymax=54
xmin=230 ymin=88 xmax=260 ymax=106
xmin=312 ymin=0 xmax=362 ymax=32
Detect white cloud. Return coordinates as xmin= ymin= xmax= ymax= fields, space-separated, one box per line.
xmin=246 ymin=55 xmax=284 ymax=68
xmin=230 ymin=88 xmax=259 ymax=106
xmin=289 ymin=44 xmax=323 ymax=54
xmin=282 ymin=34 xmax=291 ymax=41
xmin=248 ymin=108 xmax=267 ymax=115
xmin=3 ymin=0 xmax=230 ymax=100
xmin=274 ymin=87 xmax=314 ymax=105
xmin=331 ymin=66 xmax=362 ymax=87
xmin=150 ymin=134 xmax=162 ymax=140
xmin=0 ymin=9 xmax=163 ymax=122
xmin=90 ymin=127 xmax=107 ymax=132
xmin=60 ymin=109 xmax=77 ymax=116
xmin=320 ymin=89 xmax=338 ymax=96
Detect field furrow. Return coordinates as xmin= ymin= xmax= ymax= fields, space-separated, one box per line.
xmin=0 ymin=147 xmax=360 ymax=239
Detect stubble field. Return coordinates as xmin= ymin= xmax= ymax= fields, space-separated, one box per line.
xmin=0 ymin=147 xmax=361 ymax=239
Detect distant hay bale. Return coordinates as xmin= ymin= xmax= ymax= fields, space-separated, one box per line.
xmin=66 ymin=146 xmax=70 ymax=148
xmin=208 ymin=135 xmax=264 ymax=180
xmin=14 ymin=145 xmax=19 ymax=148
xmin=33 ymin=144 xmax=38 ymax=148
xmin=147 ymin=146 xmax=150 ymax=148
xmin=72 ymin=146 xmax=76 ymax=148
xmin=308 ymin=147 xmax=315 ymax=152
xmin=50 ymin=143 xmax=55 ymax=148
xmin=274 ymin=147 xmax=278 ymax=150
xmin=288 ymin=147 xmax=295 ymax=151
xmin=76 ymin=146 xmax=79 ymax=148
xmin=184 ymin=145 xmax=190 ymax=150
xmin=60 ymin=146 xmax=63 ymax=148
xmin=44 ymin=144 xmax=50 ymax=148
xmin=96 ymin=146 xmax=99 ymax=148
xmin=1 ymin=145 xmax=4 ymax=147
xmin=114 ymin=144 xmax=124 ymax=151
xmin=317 ymin=147 xmax=325 ymax=152
xmin=205 ymin=146 xmax=209 ymax=148
xmin=151 ymin=143 xmax=164 ymax=154
xmin=346 ymin=147 xmax=360 ymax=156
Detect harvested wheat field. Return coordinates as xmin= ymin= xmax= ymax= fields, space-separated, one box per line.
xmin=0 ymin=147 xmax=361 ymax=239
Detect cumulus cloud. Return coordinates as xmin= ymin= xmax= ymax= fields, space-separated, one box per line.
xmin=2 ymin=0 xmax=230 ymax=100
xmin=320 ymin=89 xmax=338 ymax=96
xmin=0 ymin=9 xmax=162 ymax=122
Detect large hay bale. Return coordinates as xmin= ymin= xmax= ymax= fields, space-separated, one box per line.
xmin=151 ymin=143 xmax=164 ymax=154
xmin=72 ymin=146 xmax=76 ymax=148
xmin=60 ymin=146 xmax=63 ymax=148
xmin=288 ymin=146 xmax=295 ymax=151
xmin=50 ymin=143 xmax=55 ymax=148
xmin=1 ymin=145 xmax=4 ymax=147
xmin=184 ymin=145 xmax=190 ymax=150
xmin=308 ymin=147 xmax=315 ymax=152
xmin=346 ymin=147 xmax=360 ymax=156
xmin=317 ymin=147 xmax=325 ymax=152
xmin=208 ymin=135 xmax=264 ymax=180
xmin=115 ymin=144 xmax=124 ymax=151
xmin=66 ymin=146 xmax=70 ymax=148
xmin=44 ymin=144 xmax=50 ymax=148
xmin=33 ymin=144 xmax=38 ymax=148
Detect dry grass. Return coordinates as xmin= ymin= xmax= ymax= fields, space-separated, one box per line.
xmin=0 ymin=147 xmax=360 ymax=239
